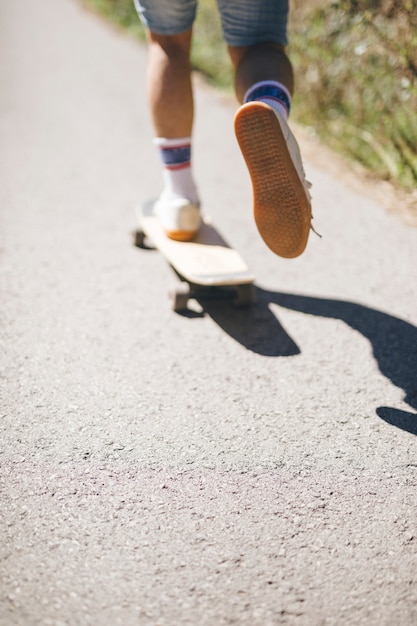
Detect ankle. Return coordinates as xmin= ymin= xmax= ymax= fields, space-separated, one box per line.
xmin=159 ymin=185 xmax=200 ymax=208
xmin=154 ymin=136 xmax=200 ymax=206
xmin=243 ymin=80 xmax=291 ymax=120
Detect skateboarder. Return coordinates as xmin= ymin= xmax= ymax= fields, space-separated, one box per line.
xmin=134 ymin=0 xmax=313 ymax=259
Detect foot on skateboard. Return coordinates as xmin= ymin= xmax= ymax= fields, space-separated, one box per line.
xmin=154 ymin=191 xmax=201 ymax=242
xmin=134 ymin=201 xmax=255 ymax=312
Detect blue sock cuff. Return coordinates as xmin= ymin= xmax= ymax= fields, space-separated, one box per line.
xmin=245 ymin=82 xmax=291 ymax=116
xmin=160 ymin=143 xmax=191 ymax=169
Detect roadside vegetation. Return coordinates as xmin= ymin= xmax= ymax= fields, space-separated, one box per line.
xmin=82 ymin=0 xmax=417 ymax=192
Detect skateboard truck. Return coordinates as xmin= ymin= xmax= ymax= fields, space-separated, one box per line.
xmin=167 ymin=275 xmax=256 ymax=312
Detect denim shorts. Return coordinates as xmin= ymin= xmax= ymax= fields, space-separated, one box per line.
xmin=133 ymin=0 xmax=289 ymax=47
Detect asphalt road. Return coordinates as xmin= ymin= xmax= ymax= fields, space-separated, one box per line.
xmin=1 ymin=1 xmax=416 ymax=625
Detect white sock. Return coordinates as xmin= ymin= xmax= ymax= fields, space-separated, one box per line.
xmin=154 ymin=137 xmax=199 ymax=205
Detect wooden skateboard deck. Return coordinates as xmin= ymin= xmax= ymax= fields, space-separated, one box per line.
xmin=134 ymin=201 xmax=255 ymax=311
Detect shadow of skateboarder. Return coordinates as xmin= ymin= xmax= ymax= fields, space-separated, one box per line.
xmin=195 ymin=287 xmax=417 ymax=434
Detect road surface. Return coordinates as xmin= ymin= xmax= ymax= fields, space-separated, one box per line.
xmin=1 ymin=1 xmax=416 ymax=624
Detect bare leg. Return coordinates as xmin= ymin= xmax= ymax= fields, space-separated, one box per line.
xmin=146 ymin=28 xmax=194 ymax=138
xmin=228 ymin=43 xmax=294 ymax=104
xmin=145 ymin=28 xmax=200 ymax=241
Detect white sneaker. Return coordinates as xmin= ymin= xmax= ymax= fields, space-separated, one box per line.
xmin=154 ymin=190 xmax=201 ymax=242
xmin=234 ymin=101 xmax=312 ymax=258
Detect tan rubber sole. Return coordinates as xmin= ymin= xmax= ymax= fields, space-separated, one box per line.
xmin=234 ymin=102 xmax=311 ymax=259
xmin=165 ymin=229 xmax=198 ymax=242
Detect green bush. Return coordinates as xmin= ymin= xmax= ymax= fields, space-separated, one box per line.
xmin=290 ymin=0 xmax=417 ymax=188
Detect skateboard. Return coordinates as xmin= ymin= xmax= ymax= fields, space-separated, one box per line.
xmin=133 ymin=200 xmax=255 ymax=311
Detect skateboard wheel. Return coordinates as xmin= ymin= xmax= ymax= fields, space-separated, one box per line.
xmin=169 ymin=282 xmax=190 ymax=311
xmin=234 ymin=283 xmax=256 ymax=308
xmin=133 ymin=229 xmax=146 ymax=248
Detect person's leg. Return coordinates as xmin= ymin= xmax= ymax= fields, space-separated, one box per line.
xmin=146 ymin=29 xmax=194 ymax=138
xmin=133 ymin=0 xmax=200 ymax=240
xmin=218 ymin=0 xmax=313 ymax=258
xmin=231 ymin=43 xmax=312 ymax=258
xmin=228 ymin=43 xmax=294 ymax=104
xmin=146 ymin=29 xmax=201 ymax=241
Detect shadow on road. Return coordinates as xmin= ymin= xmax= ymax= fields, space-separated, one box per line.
xmin=195 ymin=286 xmax=417 ymax=432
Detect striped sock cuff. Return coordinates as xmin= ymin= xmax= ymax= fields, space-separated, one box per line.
xmin=154 ymin=137 xmax=192 ymax=171
xmin=244 ymin=81 xmax=292 ymax=117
